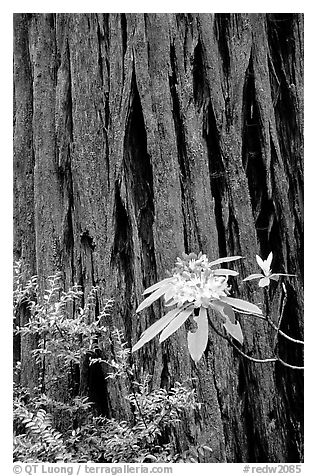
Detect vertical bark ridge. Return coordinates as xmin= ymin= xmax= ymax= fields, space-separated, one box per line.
xmin=203 ymin=101 xmax=228 ymax=258
xmin=13 ymin=13 xmax=38 ymax=391
xmin=30 ymin=14 xmax=64 ymax=282
xmin=55 ymin=17 xmax=75 ymax=291
xmin=242 ymin=51 xmax=275 ymax=257
xmin=13 ymin=13 xmax=304 ymax=462
xmin=169 ymin=40 xmax=201 ymax=252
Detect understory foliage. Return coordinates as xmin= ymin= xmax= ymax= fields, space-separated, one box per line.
xmin=13 ymin=262 xmax=211 ymax=463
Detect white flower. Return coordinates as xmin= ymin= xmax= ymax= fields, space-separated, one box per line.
xmin=132 ymin=252 xmax=263 ymax=361
xmin=243 ymin=252 xmax=296 ymax=288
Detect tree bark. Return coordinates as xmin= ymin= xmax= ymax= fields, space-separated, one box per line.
xmin=13 ymin=13 xmax=304 ymax=462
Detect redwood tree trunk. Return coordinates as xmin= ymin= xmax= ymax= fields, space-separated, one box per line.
xmin=13 ymin=13 xmax=304 ymax=462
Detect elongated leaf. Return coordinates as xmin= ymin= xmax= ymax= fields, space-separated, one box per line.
xmin=213 ymin=269 xmax=239 ymax=276
xmin=243 ymin=273 xmax=263 ymax=281
xmin=223 ymin=317 xmax=244 ymax=345
xmin=187 ymin=307 xmax=209 ymax=362
xmin=143 ymin=277 xmax=176 ymax=295
xmin=210 ymin=301 xmax=236 ymax=323
xmin=165 ymin=298 xmax=179 ymax=307
xmin=220 ymin=296 xmax=262 ymax=315
xmin=270 ymin=273 xmax=296 ymax=278
xmin=132 ymin=307 xmax=183 ymax=352
xmin=209 ymin=256 xmax=242 ymax=267
xmin=136 ymin=284 xmax=171 ymax=313
xmin=159 ymin=305 xmax=194 ymax=343
xmin=210 ymin=300 xmax=244 ymax=344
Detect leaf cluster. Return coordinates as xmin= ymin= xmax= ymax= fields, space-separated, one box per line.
xmin=13 ymin=266 xmax=211 ymax=463
xmin=13 ymin=385 xmax=70 ymax=462
xmin=15 ymin=270 xmax=112 ymax=371
xmin=66 ymin=380 xmax=201 ymax=463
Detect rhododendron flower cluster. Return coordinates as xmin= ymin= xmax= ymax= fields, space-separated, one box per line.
xmin=132 ymin=252 xmax=262 ymax=362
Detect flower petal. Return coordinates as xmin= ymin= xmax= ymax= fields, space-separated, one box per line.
xmin=187 ymin=307 xmax=209 ymax=363
xmin=266 ymin=252 xmax=273 ymax=269
xmin=243 ymin=273 xmax=264 ymax=281
xmin=256 ymin=255 xmax=265 ymax=272
xmin=137 ymin=284 xmax=171 ymax=313
xmin=209 ymin=256 xmax=242 ymax=267
xmin=159 ymin=305 xmax=194 ymax=343
xmin=259 ymin=277 xmax=270 ymax=287
xmin=142 ymin=277 xmax=176 ymax=295
xmin=132 ymin=307 xmax=183 ymax=352
xmin=164 ymin=286 xmax=176 ymax=303
xmin=220 ymin=296 xmax=263 ymax=315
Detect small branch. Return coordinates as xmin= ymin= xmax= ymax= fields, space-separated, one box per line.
xmin=208 ymin=318 xmax=277 ymax=364
xmin=272 ymin=284 xmax=303 ymax=344
xmin=146 ymin=398 xmax=172 ymax=441
xmin=54 ymin=321 xmax=68 ymax=339
xmin=240 ymin=303 xmax=304 ymax=345
xmin=267 ymin=317 xmax=304 ymax=345
xmin=208 ymin=315 xmax=303 ymax=370
xmin=230 ymin=340 xmax=278 ymax=364
xmin=275 ymin=356 xmax=304 ymax=371
xmin=127 ymin=360 xmax=149 ymax=431
xmin=273 ymin=284 xmax=286 ymax=352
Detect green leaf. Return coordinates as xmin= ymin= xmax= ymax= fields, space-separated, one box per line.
xmin=211 ymin=301 xmax=235 ymax=323
xmin=136 ymin=284 xmax=171 ymax=312
xmin=223 ymin=317 xmax=244 ymax=344
xmin=159 ymin=305 xmax=194 ymax=343
xmin=165 ymin=298 xmax=179 ymax=307
xmin=209 ymin=256 xmax=242 ymax=267
xmin=220 ymin=296 xmax=262 ymax=315
xmin=142 ymin=277 xmax=175 ymax=295
xmin=213 ymin=269 xmax=239 ymax=276
xmin=243 ymin=273 xmax=263 ymax=281
xmin=270 ymin=273 xmax=296 ymax=278
xmin=187 ymin=307 xmax=209 ymax=362
xmin=132 ymin=307 xmax=182 ymax=352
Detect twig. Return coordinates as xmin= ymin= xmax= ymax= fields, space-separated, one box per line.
xmin=54 ymin=321 xmax=68 ymax=339
xmin=245 ymin=310 xmax=304 ymax=344
xmin=268 ymin=318 xmax=304 ymax=345
xmin=275 ymin=356 xmax=304 ymax=371
xmin=271 ymin=283 xmax=304 ymax=345
xmin=273 ymin=283 xmax=286 ymax=352
xmin=208 ymin=315 xmax=303 ymax=370
xmin=208 ymin=318 xmax=277 ymax=364
xmin=127 ymin=360 xmax=149 ymax=431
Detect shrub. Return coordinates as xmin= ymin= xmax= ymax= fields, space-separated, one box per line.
xmin=13 ymin=263 xmax=210 ymax=463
